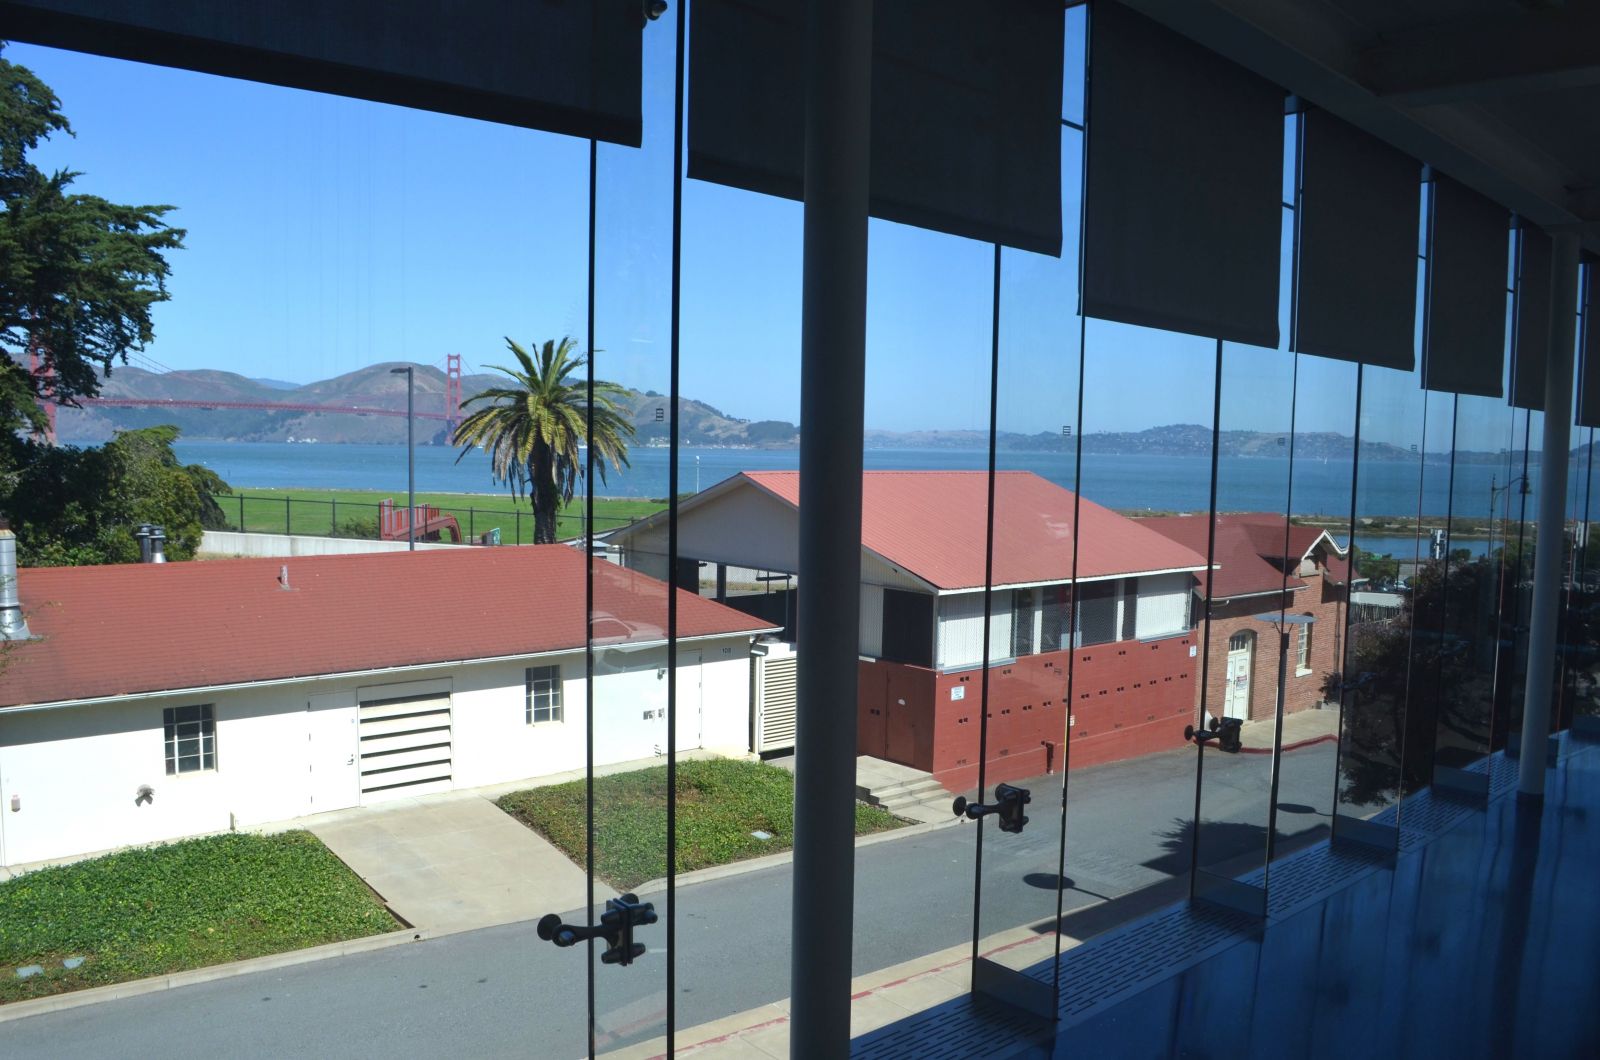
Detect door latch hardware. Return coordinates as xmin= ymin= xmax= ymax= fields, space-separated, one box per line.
xmin=537 ymin=893 xmax=658 ymax=966
xmin=952 ymin=783 xmax=1031 ymax=833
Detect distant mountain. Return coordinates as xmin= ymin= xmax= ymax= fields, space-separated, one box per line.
xmin=51 ymin=365 xmax=1578 ymax=465
xmin=53 ymin=364 xmax=801 ymax=448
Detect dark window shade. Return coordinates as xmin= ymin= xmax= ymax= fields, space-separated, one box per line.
xmin=1423 ymin=174 xmax=1511 ymax=397
xmin=1511 ymin=225 xmax=1554 ymax=411
xmin=0 ymin=0 xmax=644 ymax=146
xmin=687 ymin=0 xmax=1063 ymax=256
xmin=881 ymin=589 xmax=934 ymax=669
xmin=1580 ymin=262 xmax=1600 ymax=427
xmin=1077 ymin=581 xmax=1117 ymax=648
xmin=1082 ymin=0 xmax=1284 ymax=348
xmin=1292 ymin=111 xmax=1420 ymax=370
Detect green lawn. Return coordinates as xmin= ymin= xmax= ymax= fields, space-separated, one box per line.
xmin=218 ymin=488 xmax=663 ymax=545
xmin=497 ymin=758 xmax=907 ymax=890
xmin=0 ymin=832 xmax=395 ymax=1004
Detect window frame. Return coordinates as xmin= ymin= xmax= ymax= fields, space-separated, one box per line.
xmin=526 ymin=664 xmax=565 ymax=725
xmin=1296 ymin=621 xmax=1314 ymax=676
xmin=163 ymin=703 xmax=217 ymax=775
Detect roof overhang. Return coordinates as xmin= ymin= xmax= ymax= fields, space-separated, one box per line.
xmin=0 ymin=627 xmax=778 ymax=715
xmin=936 ymin=564 xmax=1209 ymax=596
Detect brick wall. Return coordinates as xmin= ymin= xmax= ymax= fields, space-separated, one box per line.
xmin=1198 ymin=572 xmax=1346 ymax=723
xmin=858 ymin=633 xmax=1198 ymax=792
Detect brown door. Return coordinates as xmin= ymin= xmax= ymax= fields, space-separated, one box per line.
xmin=857 ymin=666 xmax=888 ymax=758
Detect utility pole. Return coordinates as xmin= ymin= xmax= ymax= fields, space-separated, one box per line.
xmin=391 ymin=366 xmax=415 ymax=551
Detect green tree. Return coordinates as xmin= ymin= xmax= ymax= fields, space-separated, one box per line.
xmin=452 ymin=337 xmax=635 ymax=544
xmin=1348 ymin=544 xmax=1399 ymax=587
xmin=0 ymin=44 xmax=185 ymax=439
xmin=4 ymin=425 xmax=231 ymax=565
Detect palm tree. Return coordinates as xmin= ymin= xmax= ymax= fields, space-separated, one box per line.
xmin=452 ymin=337 xmax=635 ymax=544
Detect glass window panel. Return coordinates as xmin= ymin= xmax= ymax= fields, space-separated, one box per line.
xmin=1069 ymin=316 xmax=1214 ymax=935
xmin=970 ymin=125 xmax=1082 ymax=999
xmin=591 ymin=10 xmax=677 ymax=1053
xmin=672 ymin=69 xmax=805 ymax=1046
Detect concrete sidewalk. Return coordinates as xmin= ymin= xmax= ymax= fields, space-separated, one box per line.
xmin=303 ymin=791 xmax=609 ymax=934
xmin=608 ymin=923 xmax=1066 ymax=1058
xmin=1238 ymin=705 xmax=1340 ymax=754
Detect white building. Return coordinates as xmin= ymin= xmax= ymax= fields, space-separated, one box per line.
xmin=0 ymin=544 xmax=775 ymax=869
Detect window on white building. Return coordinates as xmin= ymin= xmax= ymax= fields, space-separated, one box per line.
xmin=163 ymin=704 xmax=216 ymax=774
xmin=527 ymin=665 xmax=564 ymax=724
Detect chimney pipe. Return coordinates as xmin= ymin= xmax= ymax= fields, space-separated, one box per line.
xmin=135 ymin=523 xmax=153 ymax=563
xmin=279 ymin=564 xmax=290 ymax=590
xmin=148 ymin=526 xmax=167 ymax=564
xmin=0 ymin=528 xmax=32 ymax=641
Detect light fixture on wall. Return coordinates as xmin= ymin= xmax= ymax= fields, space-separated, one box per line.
xmin=642 ymin=1 xmax=668 ymax=23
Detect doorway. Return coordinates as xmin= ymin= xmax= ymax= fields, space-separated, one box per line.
xmin=1224 ymin=630 xmax=1255 ymax=720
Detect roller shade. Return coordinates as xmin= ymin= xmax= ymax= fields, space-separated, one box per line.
xmin=1082 ymin=0 xmax=1284 ymax=348
xmin=1422 ymin=174 xmax=1510 ymax=397
xmin=1292 ymin=111 xmax=1419 ymax=370
xmin=0 ymin=0 xmax=645 ymax=146
xmin=1510 ymin=224 xmax=1553 ymax=411
xmin=687 ymin=0 xmax=1064 ymax=256
xmin=1580 ymin=261 xmax=1600 ymax=427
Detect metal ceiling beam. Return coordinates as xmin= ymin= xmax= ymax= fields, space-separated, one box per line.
xmin=1359 ymin=6 xmax=1600 ymax=106
xmin=1118 ymin=0 xmax=1598 ymax=254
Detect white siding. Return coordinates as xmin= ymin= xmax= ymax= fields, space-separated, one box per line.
xmin=859 ymin=585 xmax=885 ymax=657
xmin=0 ymin=636 xmax=756 ymax=869
xmin=1135 ymin=572 xmax=1192 ymax=639
xmin=937 ymin=592 xmax=1014 ymax=670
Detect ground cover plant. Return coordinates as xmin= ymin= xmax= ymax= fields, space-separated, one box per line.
xmin=498 ymin=758 xmax=906 ymax=890
xmin=0 ymin=831 xmax=394 ymax=1003
xmin=222 ymin=488 xmax=662 ymax=544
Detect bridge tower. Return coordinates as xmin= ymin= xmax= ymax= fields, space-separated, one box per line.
xmin=27 ymin=334 xmax=57 ymax=445
xmin=445 ymin=353 xmax=463 ymax=436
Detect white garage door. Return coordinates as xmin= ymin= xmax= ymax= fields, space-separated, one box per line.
xmin=358 ymin=692 xmax=452 ymax=803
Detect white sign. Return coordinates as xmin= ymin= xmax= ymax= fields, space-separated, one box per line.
xmin=1190 ymin=645 xmax=1198 ymax=658
xmin=951 ymin=685 xmax=966 ymax=701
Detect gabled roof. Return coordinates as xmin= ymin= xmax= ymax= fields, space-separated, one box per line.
xmin=1136 ymin=512 xmax=1351 ymax=599
xmin=2 ymin=546 xmax=775 ymax=710
xmin=736 ymin=470 xmax=1205 ymax=591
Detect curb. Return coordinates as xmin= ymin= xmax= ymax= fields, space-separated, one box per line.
xmin=1239 ymin=732 xmax=1337 ymax=756
xmin=0 ymin=927 xmax=426 ymax=1025
xmin=634 ymin=815 xmax=959 ymax=897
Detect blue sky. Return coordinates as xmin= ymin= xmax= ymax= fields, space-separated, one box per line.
xmin=9 ymin=31 xmax=1435 ymax=444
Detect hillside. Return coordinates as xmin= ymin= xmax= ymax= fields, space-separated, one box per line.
xmin=54 ymin=364 xmax=802 ymax=448
xmin=51 ymin=363 xmax=1568 ymax=465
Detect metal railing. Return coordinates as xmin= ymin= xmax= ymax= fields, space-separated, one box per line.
xmin=220 ymin=493 xmax=640 ymax=546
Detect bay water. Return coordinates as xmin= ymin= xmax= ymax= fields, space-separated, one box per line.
xmin=177 ymin=441 xmax=1572 ymax=559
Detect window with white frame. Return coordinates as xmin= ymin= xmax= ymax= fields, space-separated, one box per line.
xmin=164 ymin=704 xmax=216 ymax=774
xmin=527 ymin=665 xmax=564 ymax=724
xmin=1297 ymin=621 xmax=1313 ymax=674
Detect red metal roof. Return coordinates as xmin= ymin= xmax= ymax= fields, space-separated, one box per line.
xmin=1136 ymin=512 xmax=1348 ymax=599
xmin=742 ymin=471 xmax=1206 ymax=591
xmin=2 ymin=546 xmax=774 ymax=709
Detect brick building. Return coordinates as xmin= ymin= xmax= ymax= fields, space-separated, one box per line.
xmin=610 ymin=471 xmax=1209 ymax=790
xmin=1138 ymin=514 xmax=1357 ymax=725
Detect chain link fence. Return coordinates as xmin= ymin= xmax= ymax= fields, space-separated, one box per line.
xmin=221 ymin=494 xmax=641 ymax=545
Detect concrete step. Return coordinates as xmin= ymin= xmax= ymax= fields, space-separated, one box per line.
xmin=869 ymin=778 xmax=948 ymax=805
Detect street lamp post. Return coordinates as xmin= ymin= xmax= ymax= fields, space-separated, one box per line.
xmin=391 ymin=366 xmax=415 ymax=551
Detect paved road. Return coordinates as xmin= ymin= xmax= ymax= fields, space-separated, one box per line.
xmin=1 ymin=743 xmax=1338 ymax=1059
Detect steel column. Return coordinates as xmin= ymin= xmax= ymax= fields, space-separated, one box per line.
xmin=789 ymin=0 xmax=872 ymax=1054
xmin=1518 ymin=229 xmax=1580 ymax=799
